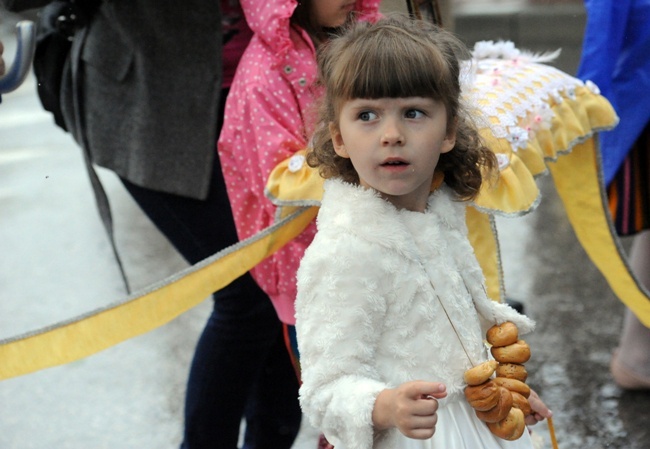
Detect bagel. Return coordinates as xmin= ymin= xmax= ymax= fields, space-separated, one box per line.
xmin=464 ymin=380 xmax=500 ymax=411
xmin=486 ymin=322 xmax=519 ymax=347
xmin=487 ymin=407 xmax=526 ymax=441
xmin=475 ymin=386 xmax=513 ymax=423
xmin=490 ymin=340 xmax=531 ymax=364
xmin=510 ymin=391 xmax=532 ymax=416
xmin=492 ymin=377 xmax=531 ymax=398
xmin=464 ymin=360 xmax=498 ymax=386
xmin=496 ymin=362 xmax=528 ymax=382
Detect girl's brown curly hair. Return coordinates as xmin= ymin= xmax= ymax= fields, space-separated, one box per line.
xmin=307 ymin=14 xmax=497 ymax=201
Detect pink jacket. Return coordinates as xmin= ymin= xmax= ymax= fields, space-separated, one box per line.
xmin=218 ymin=0 xmax=381 ymax=324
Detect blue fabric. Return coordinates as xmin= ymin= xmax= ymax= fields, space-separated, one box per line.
xmin=286 ymin=325 xmax=299 ymax=358
xmin=576 ymin=0 xmax=650 ymax=185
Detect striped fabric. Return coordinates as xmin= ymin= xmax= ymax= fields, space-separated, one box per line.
xmin=608 ymin=122 xmax=650 ymax=236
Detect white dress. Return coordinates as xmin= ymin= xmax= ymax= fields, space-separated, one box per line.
xmin=399 ymin=399 xmax=534 ymax=448
xmin=295 ymin=179 xmax=536 ymax=449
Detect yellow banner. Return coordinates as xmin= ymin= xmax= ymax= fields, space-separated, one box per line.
xmin=0 ymin=207 xmax=317 ymax=381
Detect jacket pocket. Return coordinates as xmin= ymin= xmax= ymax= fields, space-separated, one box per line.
xmin=81 ymin=13 xmax=133 ymax=82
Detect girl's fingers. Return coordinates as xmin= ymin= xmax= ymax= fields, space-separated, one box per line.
xmin=407 ymin=428 xmax=436 ymax=440
xmin=399 ymin=415 xmax=439 ymax=439
xmin=411 ymin=381 xmax=447 ymax=399
xmin=410 ymin=397 xmax=439 ymax=416
xmin=527 ymin=388 xmax=553 ymax=421
xmin=412 ymin=414 xmax=439 ymax=429
xmin=524 ymin=412 xmax=546 ymax=426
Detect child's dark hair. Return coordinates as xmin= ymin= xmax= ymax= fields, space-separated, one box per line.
xmin=307 ymin=15 xmax=497 ymax=201
xmin=291 ymin=0 xmax=355 ymax=47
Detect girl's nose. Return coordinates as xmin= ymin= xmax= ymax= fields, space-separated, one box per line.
xmin=381 ymin=120 xmax=404 ymax=146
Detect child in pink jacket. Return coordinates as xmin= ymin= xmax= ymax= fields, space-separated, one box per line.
xmin=218 ymin=0 xmax=381 ymax=325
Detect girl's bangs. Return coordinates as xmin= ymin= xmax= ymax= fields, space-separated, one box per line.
xmin=334 ymin=34 xmax=449 ymax=101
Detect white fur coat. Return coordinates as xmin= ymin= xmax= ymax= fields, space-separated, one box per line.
xmin=295 ymin=179 xmax=535 ymax=449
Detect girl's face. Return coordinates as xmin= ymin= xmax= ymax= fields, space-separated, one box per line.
xmin=330 ymin=96 xmax=456 ymax=212
xmin=312 ymin=0 xmax=356 ymax=28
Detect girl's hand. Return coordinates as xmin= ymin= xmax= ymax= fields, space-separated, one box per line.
xmin=525 ymin=388 xmax=552 ymax=426
xmin=372 ymin=381 xmax=447 ymax=439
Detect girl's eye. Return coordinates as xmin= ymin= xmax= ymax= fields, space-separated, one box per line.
xmin=359 ymin=111 xmax=377 ymax=121
xmin=405 ymin=109 xmax=425 ymax=119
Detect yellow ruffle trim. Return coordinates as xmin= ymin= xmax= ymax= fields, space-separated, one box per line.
xmin=473 ymin=83 xmax=618 ymax=216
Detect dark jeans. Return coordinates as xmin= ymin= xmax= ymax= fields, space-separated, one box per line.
xmin=120 ymin=154 xmax=301 ymax=449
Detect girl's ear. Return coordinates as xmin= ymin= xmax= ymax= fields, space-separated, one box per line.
xmin=329 ymin=122 xmax=349 ymax=158
xmin=441 ymin=118 xmax=458 ymax=154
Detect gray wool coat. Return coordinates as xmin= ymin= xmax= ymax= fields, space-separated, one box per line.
xmin=5 ymin=0 xmax=223 ymax=199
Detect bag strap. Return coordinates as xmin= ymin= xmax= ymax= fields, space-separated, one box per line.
xmin=69 ymin=26 xmax=131 ymax=293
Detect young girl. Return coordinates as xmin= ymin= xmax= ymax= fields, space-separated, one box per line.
xmin=218 ymin=4 xmax=380 ymax=447
xmin=218 ymin=0 xmax=380 ymax=325
xmin=296 ymin=16 xmax=548 ymax=449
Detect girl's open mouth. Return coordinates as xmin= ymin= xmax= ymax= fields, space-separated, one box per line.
xmin=381 ymin=159 xmax=409 ymax=167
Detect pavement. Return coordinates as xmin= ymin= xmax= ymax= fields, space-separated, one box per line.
xmin=1 ymin=2 xmax=650 ymax=449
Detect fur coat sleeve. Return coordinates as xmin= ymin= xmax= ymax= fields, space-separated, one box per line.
xmin=296 ymin=230 xmax=394 ymax=449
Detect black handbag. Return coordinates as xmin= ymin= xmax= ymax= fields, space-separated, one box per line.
xmin=33 ymin=0 xmax=99 ymax=130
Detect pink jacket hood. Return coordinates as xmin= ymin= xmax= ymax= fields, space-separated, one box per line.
xmin=241 ymin=0 xmax=381 ymax=58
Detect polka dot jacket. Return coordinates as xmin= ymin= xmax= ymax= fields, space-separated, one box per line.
xmin=218 ymin=0 xmax=381 ymax=324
